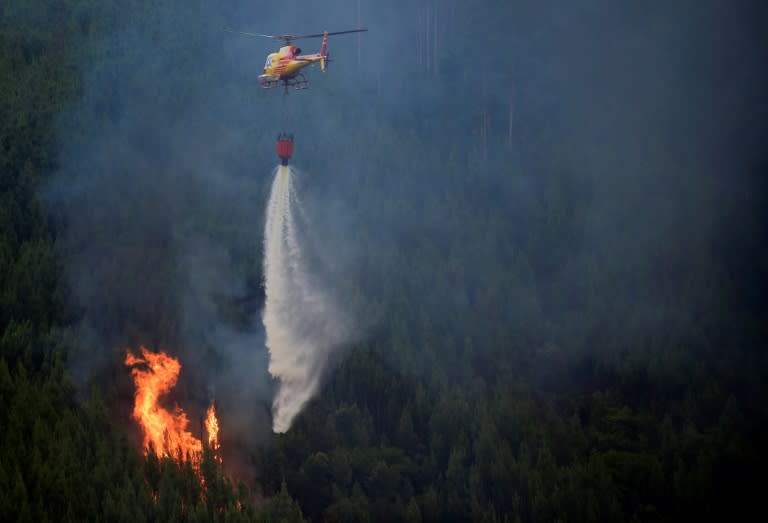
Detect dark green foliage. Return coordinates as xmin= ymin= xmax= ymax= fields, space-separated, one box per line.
xmin=262 ymin=343 xmax=766 ymax=522
xmin=1 ymin=1 xmax=766 ymax=522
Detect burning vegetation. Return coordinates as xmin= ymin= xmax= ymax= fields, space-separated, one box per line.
xmin=121 ymin=348 xmax=272 ymax=518
xmin=124 ymin=346 xmax=219 ymax=464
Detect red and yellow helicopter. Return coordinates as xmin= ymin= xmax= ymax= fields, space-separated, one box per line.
xmin=228 ymin=28 xmax=367 ymax=92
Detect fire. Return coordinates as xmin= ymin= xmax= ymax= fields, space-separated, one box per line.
xmin=205 ymin=404 xmax=221 ymax=461
xmin=124 ymin=346 xmax=219 ymax=462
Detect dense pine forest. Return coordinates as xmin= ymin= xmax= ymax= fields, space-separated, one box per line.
xmin=2 ymin=1 xmax=767 ymax=521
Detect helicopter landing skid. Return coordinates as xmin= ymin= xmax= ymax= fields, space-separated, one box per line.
xmin=258 ymin=73 xmax=281 ymax=90
xmin=283 ymin=74 xmax=310 ymax=93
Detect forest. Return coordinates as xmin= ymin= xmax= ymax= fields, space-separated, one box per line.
xmin=1 ymin=0 xmax=767 ymax=521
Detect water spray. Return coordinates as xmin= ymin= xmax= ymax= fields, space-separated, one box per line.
xmin=262 ymin=134 xmax=351 ymax=433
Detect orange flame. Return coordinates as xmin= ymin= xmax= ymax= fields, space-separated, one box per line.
xmin=205 ymin=404 xmax=221 ymax=462
xmin=124 ymin=346 xmax=219 ymax=462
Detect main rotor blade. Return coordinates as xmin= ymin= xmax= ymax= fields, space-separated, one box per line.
xmin=226 ymin=28 xmax=367 ymax=42
xmin=291 ymin=29 xmax=368 ymax=39
xmin=225 ymin=28 xmax=280 ymax=39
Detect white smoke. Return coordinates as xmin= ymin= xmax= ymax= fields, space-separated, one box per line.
xmin=262 ymin=165 xmax=353 ymax=433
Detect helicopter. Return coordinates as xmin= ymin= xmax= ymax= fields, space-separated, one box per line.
xmin=227 ymin=28 xmax=367 ymax=92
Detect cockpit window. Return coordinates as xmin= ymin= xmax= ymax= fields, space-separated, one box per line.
xmin=265 ymin=56 xmax=273 ymax=68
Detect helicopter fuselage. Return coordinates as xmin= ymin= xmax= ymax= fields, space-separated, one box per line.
xmin=227 ymin=28 xmax=365 ymax=91
xmin=259 ymin=34 xmax=328 ymax=90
